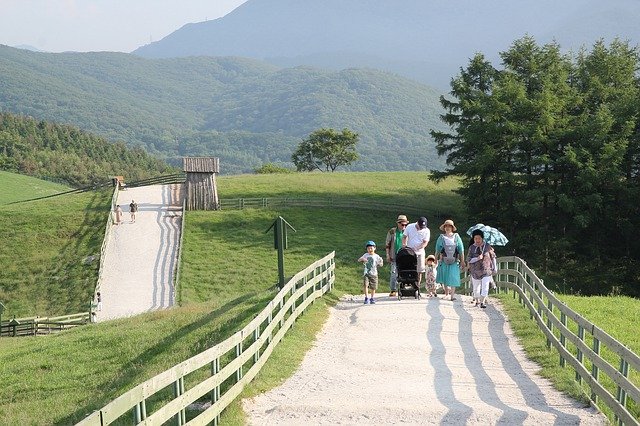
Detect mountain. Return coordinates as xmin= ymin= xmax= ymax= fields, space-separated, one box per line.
xmin=133 ymin=0 xmax=640 ymax=90
xmin=0 ymin=45 xmax=446 ymax=174
xmin=0 ymin=112 xmax=175 ymax=187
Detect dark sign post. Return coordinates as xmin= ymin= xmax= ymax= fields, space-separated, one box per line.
xmin=0 ymin=302 xmax=4 ymax=334
xmin=265 ymin=216 xmax=296 ymax=289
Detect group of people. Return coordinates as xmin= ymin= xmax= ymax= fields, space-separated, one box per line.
xmin=358 ymin=215 xmax=496 ymax=308
xmin=113 ymin=200 xmax=138 ymax=225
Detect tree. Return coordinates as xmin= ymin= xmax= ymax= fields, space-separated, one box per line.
xmin=431 ymin=37 xmax=640 ymax=296
xmin=292 ymin=128 xmax=359 ymax=172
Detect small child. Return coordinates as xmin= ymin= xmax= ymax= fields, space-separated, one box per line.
xmin=358 ymin=240 xmax=383 ymax=304
xmin=425 ymin=254 xmax=438 ymax=297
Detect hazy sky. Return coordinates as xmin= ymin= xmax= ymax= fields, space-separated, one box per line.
xmin=0 ymin=0 xmax=249 ymax=53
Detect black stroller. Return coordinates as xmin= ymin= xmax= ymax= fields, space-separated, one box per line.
xmin=396 ymin=247 xmax=421 ymax=300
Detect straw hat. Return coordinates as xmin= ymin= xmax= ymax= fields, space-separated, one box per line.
xmin=396 ymin=214 xmax=409 ymax=224
xmin=439 ymin=219 xmax=457 ymax=232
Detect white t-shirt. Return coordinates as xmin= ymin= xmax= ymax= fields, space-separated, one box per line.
xmin=403 ymin=223 xmax=430 ymax=255
xmin=359 ymin=253 xmax=383 ymax=276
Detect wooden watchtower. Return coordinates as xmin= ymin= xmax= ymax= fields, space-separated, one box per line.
xmin=183 ymin=157 xmax=220 ymax=210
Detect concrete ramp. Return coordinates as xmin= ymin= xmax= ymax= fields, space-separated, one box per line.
xmin=96 ymin=184 xmax=183 ymax=321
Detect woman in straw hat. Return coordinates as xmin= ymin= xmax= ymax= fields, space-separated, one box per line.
xmin=434 ymin=219 xmax=465 ymax=300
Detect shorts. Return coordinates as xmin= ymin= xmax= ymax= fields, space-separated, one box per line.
xmin=416 ymin=252 xmax=426 ymax=273
xmin=363 ymin=274 xmax=379 ymax=290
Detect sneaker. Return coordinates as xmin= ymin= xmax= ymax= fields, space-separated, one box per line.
xmin=389 ymin=291 xmax=397 ymax=297
xmin=481 ymin=303 xmax=487 ymax=309
xmin=370 ymin=298 xmax=376 ymax=304
xmin=364 ymin=297 xmax=369 ymax=305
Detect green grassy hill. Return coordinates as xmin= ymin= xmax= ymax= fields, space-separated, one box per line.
xmin=0 ymin=170 xmax=69 ymax=204
xmin=0 ymin=45 xmax=446 ymax=173
xmin=0 ymin=172 xmax=111 ymax=317
xmin=0 ymin=172 xmax=637 ymax=424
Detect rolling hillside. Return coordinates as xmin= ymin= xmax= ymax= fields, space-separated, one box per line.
xmin=0 ymin=45 xmax=447 ymax=174
xmin=133 ymin=0 xmax=640 ymax=89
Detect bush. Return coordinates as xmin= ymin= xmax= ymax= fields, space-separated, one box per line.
xmin=254 ymin=163 xmax=294 ymax=174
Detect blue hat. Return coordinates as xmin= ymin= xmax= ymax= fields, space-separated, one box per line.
xmin=365 ymin=240 xmax=376 ymax=247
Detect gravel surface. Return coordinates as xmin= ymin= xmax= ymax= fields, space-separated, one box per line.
xmin=96 ymin=184 xmax=182 ymax=321
xmin=243 ymin=293 xmax=606 ymax=425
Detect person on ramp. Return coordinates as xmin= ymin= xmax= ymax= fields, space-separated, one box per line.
xmin=358 ymin=241 xmax=383 ymax=305
xmin=129 ymin=200 xmax=138 ymax=223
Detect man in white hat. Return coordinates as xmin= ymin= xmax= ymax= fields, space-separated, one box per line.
xmin=385 ymin=214 xmax=409 ymax=297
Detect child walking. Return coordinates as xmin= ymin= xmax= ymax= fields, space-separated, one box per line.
xmin=358 ymin=240 xmax=383 ymax=304
xmin=425 ymin=254 xmax=438 ymax=297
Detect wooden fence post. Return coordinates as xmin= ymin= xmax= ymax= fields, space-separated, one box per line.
xmin=546 ymin=299 xmax=553 ymax=349
xmin=559 ymin=312 xmax=567 ymax=367
xmin=576 ymin=325 xmax=584 ymax=384
xmin=211 ymin=357 xmax=220 ymax=426
xmin=615 ymin=357 xmax=629 ymax=425
xmin=236 ymin=333 xmax=244 ymax=382
xmin=591 ymin=336 xmax=600 ymax=403
xmin=174 ymin=377 xmax=186 ymax=425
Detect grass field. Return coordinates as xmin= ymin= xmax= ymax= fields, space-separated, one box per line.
xmin=0 ymin=171 xmax=638 ymax=424
xmin=0 ymin=173 xmax=111 ymax=317
xmin=0 ymin=170 xmax=70 ymax=204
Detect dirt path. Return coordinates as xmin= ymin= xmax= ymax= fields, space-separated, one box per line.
xmin=96 ymin=184 xmax=183 ymax=321
xmin=243 ymin=294 xmax=606 ymax=425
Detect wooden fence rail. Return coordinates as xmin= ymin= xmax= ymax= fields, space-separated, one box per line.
xmin=218 ymin=197 xmax=447 ymax=219
xmin=0 ymin=313 xmax=89 ymax=337
xmin=468 ymin=256 xmax=639 ymax=426
xmin=77 ymin=252 xmax=335 ymax=425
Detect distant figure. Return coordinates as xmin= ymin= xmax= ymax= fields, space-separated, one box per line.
xmin=96 ymin=292 xmax=102 ymax=311
xmin=129 ymin=200 xmax=138 ymax=223
xmin=114 ymin=205 xmax=123 ymax=225
xmin=90 ymin=311 xmax=97 ymax=323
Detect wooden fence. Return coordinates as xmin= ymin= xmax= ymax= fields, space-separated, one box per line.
xmin=91 ymin=184 xmax=120 ymax=315
xmin=470 ymin=256 xmax=639 ymax=425
xmin=77 ymin=251 xmax=335 ymax=425
xmin=219 ymin=197 xmax=447 ymax=219
xmin=0 ymin=313 xmax=89 ymax=337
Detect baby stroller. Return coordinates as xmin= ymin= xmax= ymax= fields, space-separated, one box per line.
xmin=395 ymin=247 xmax=421 ymax=300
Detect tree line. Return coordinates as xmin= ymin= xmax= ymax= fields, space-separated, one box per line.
xmin=0 ymin=113 xmax=176 ymax=187
xmin=432 ymin=36 xmax=640 ymax=297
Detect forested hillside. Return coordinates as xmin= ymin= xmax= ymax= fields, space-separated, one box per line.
xmin=0 ymin=45 xmax=446 ymax=174
xmin=0 ymin=113 xmax=175 ymax=187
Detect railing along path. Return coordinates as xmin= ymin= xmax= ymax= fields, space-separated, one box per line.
xmin=77 ymin=252 xmax=335 ymax=425
xmin=469 ymin=256 xmax=639 ymax=426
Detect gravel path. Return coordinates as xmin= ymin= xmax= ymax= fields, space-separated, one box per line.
xmin=96 ymin=184 xmax=183 ymax=321
xmin=243 ymin=294 xmax=606 ymax=425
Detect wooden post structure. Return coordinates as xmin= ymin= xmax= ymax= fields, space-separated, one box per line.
xmin=265 ymin=216 xmax=296 ymax=288
xmin=183 ymin=157 xmax=220 ymax=210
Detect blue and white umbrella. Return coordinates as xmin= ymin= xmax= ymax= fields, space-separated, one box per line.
xmin=466 ymin=223 xmax=509 ymax=246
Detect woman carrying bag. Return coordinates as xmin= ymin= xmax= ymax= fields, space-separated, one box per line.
xmin=467 ymin=229 xmax=496 ymax=308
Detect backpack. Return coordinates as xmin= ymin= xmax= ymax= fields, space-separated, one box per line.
xmin=440 ymin=233 xmax=460 ymax=265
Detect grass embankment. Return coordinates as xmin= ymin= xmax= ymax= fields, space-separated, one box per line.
xmin=496 ymin=292 xmax=640 ymax=421
xmin=0 ymin=172 xmax=463 ymax=424
xmin=0 ymin=172 xmax=110 ymax=317
xmin=0 ymin=170 xmax=69 ymax=204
